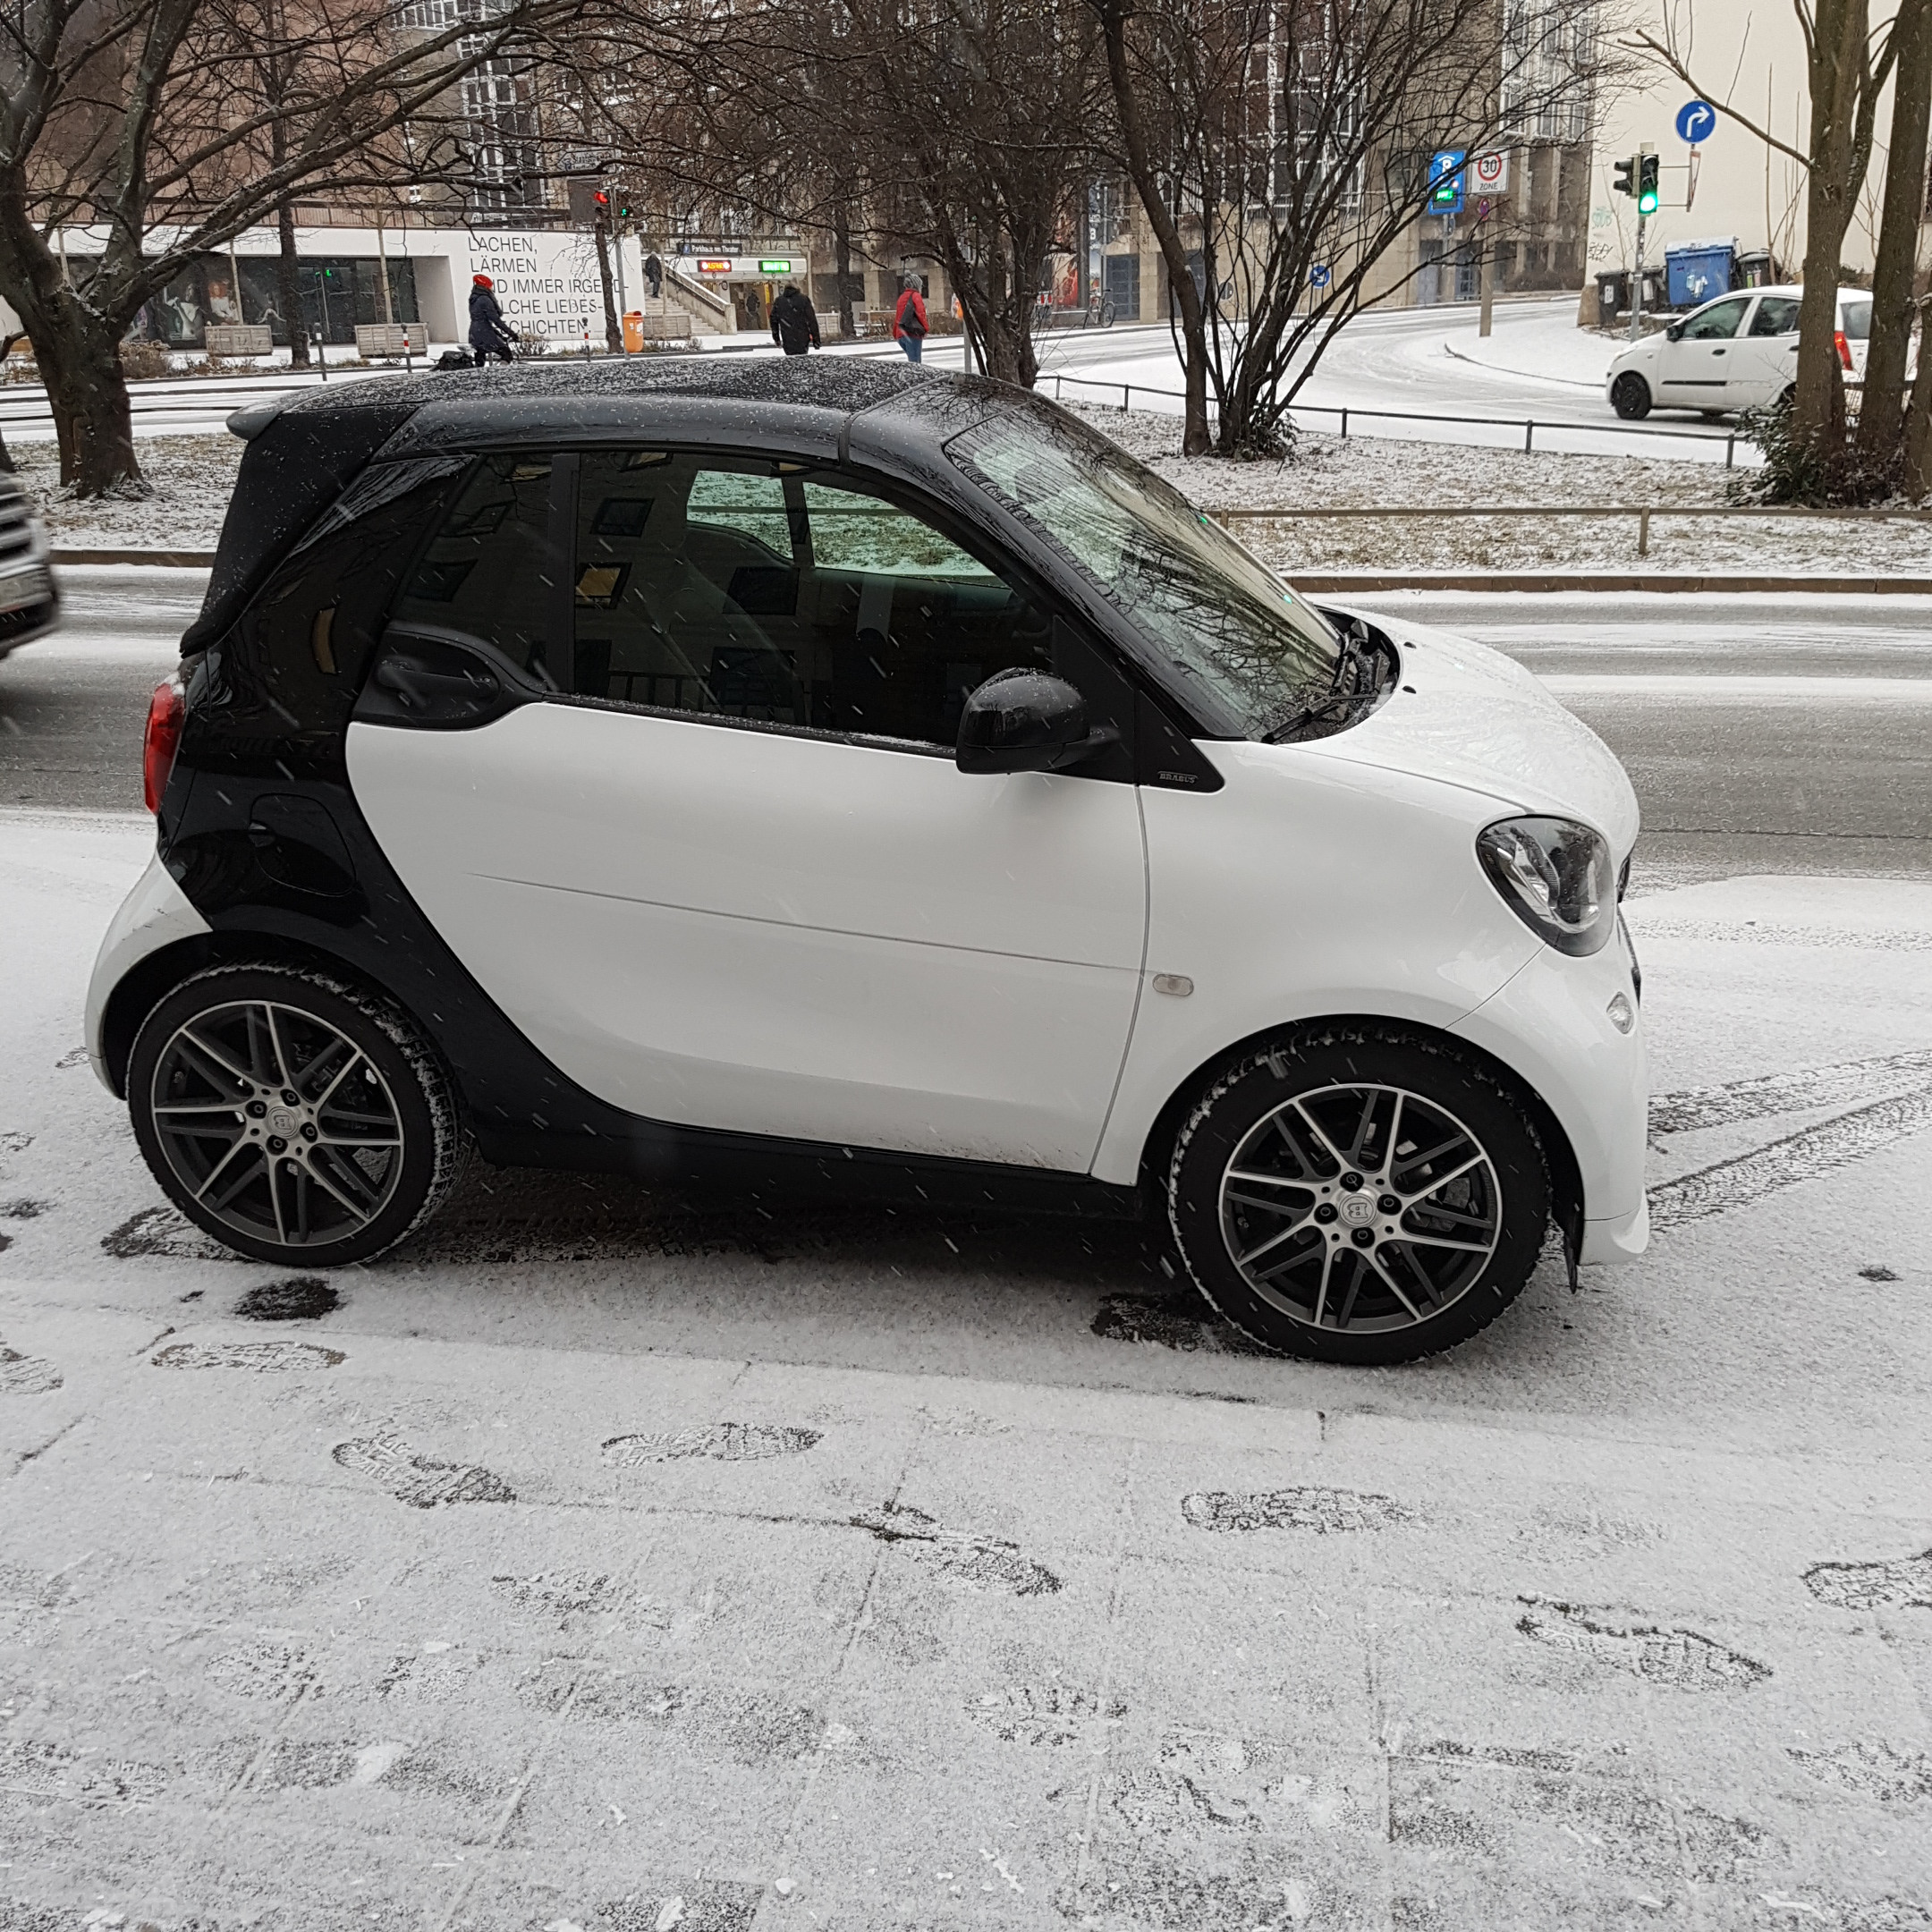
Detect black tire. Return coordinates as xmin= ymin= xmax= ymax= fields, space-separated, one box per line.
xmin=1165 ymin=1025 xmax=1550 ymax=1366
xmin=128 ymin=962 xmax=465 ymax=1267
xmin=1610 ymin=372 xmax=1652 ymax=420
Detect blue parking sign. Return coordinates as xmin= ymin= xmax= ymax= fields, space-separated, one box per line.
xmin=1676 ymin=99 xmax=1716 ymax=143
xmin=1428 ymin=150 xmax=1466 ymax=215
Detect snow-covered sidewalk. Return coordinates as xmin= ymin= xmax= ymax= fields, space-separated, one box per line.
xmin=1439 ymin=308 xmax=1619 ymax=392
xmin=3 ymin=814 xmax=1930 ymax=1928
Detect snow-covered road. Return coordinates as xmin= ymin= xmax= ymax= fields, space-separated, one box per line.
xmin=2 ymin=813 xmax=1930 ymax=1929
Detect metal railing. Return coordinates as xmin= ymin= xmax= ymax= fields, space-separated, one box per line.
xmin=1208 ymin=502 xmax=1932 ymax=557
xmin=1046 ymin=369 xmax=1754 ymax=464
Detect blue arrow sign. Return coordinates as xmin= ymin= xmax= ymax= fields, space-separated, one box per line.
xmin=1309 ymin=263 xmax=1331 ymax=288
xmin=1676 ymin=99 xmax=1716 ymax=144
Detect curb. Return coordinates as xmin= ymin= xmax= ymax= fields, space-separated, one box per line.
xmin=1296 ymin=572 xmax=1932 ymax=595
xmin=1439 ymin=339 xmax=1605 ymax=392
xmin=52 ymin=547 xmax=216 ymax=567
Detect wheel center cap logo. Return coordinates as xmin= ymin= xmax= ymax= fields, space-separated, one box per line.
xmin=268 ymin=1107 xmax=301 ymax=1137
xmin=1340 ymin=1195 xmax=1377 ymax=1226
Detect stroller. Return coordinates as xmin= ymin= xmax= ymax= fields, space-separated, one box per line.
xmin=436 ymin=323 xmax=521 ymax=370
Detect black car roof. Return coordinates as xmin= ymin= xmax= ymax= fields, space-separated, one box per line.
xmin=191 ymin=358 xmax=1024 ymax=654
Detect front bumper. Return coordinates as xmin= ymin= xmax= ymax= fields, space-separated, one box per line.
xmin=1450 ymin=928 xmax=1649 ymax=1266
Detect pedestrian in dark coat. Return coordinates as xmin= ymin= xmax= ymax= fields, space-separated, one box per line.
xmin=468 ymin=275 xmax=515 ymax=364
xmin=893 ymin=279 xmax=928 ymax=362
xmin=769 ymin=284 xmax=821 ymax=356
xmin=643 ymin=252 xmax=664 ymax=299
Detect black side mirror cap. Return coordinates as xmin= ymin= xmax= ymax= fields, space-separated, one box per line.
xmin=1665 ymin=323 xmax=1684 ymax=341
xmin=956 ymin=669 xmax=1121 ymax=775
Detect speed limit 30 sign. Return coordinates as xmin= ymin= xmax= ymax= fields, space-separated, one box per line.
xmin=1470 ymin=150 xmax=1510 ymax=193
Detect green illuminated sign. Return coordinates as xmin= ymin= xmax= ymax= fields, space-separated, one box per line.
xmin=758 ymin=258 xmax=792 ymax=274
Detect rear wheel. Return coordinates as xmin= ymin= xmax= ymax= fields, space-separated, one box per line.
xmin=128 ymin=963 xmax=464 ymax=1267
xmin=1165 ymin=1027 xmax=1550 ymax=1365
xmin=1610 ymin=372 xmax=1652 ymax=420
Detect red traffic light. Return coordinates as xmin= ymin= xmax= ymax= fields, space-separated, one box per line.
xmin=592 ymin=189 xmax=609 ymax=207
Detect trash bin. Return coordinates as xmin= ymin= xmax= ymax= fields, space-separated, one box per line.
xmin=1735 ymin=249 xmax=1780 ymax=289
xmin=1665 ymin=241 xmax=1737 ymax=309
xmin=622 ymin=310 xmax=646 ymax=353
xmin=1596 ymin=270 xmax=1627 ymax=326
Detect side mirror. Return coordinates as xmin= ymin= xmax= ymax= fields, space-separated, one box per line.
xmin=956 ymin=669 xmax=1120 ymax=775
xmin=1665 ymin=322 xmax=1684 ymax=342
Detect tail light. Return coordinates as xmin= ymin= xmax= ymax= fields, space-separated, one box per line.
xmin=143 ymin=674 xmax=185 ymax=812
xmin=1835 ymin=328 xmax=1852 ymax=370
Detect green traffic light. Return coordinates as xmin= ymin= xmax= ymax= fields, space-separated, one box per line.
xmin=1637 ymin=154 xmax=1660 ymax=215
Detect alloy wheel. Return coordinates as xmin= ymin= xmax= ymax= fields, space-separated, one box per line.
xmin=147 ymin=999 xmax=406 ymax=1248
xmin=1217 ymin=1082 xmax=1502 ymax=1334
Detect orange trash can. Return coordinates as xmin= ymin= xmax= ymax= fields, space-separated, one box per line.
xmin=622 ymin=310 xmax=646 ymax=353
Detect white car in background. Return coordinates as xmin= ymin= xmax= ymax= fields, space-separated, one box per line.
xmin=1606 ymin=284 xmax=1871 ymax=420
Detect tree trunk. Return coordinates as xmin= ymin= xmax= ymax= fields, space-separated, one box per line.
xmin=1904 ymin=298 xmax=1932 ymax=498
xmin=276 ymin=197 xmax=309 ymax=371
xmin=1855 ymin=0 xmax=1931 ymax=473
xmin=833 ymin=208 xmax=858 ymax=342
xmin=0 ymin=195 xmax=142 ymax=496
xmin=1096 ymin=2 xmax=1212 ymax=453
xmin=1792 ymin=0 xmax=1868 ymax=477
xmin=593 ymin=214 xmax=623 ymax=352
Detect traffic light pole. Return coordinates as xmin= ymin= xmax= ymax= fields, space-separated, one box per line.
xmin=1628 ymin=206 xmax=1647 ymax=343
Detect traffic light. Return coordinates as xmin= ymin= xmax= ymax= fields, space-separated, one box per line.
xmin=592 ymin=188 xmax=609 ymax=209
xmin=1637 ymin=153 xmax=1660 ymax=215
xmin=1612 ymin=155 xmax=1635 ymax=198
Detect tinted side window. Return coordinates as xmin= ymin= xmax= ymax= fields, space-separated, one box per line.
xmin=569 ymin=451 xmax=1058 ymax=748
xmin=393 ymin=454 xmax=560 ymax=682
xmin=1840 ymin=299 xmax=1870 ymax=341
xmin=1749 ymin=296 xmax=1800 ymax=337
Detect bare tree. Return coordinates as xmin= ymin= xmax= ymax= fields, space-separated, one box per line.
xmin=589 ymin=0 xmax=1101 ymax=385
xmin=0 ymin=0 xmax=580 ymax=496
xmin=1634 ymin=0 xmax=1931 ymax=496
xmin=1089 ymin=0 xmax=1611 ymax=456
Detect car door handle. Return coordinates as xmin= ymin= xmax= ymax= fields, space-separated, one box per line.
xmin=1712 ymin=348 xmax=1725 ymax=355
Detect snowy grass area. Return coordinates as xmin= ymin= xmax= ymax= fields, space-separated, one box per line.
xmin=14 ymin=433 xmax=240 ymax=549
xmin=1068 ymin=404 xmax=1932 ymax=576
xmin=1437 ymin=307 xmax=1620 ymax=389
xmin=15 ymin=410 xmax=1931 ymax=578
xmin=3 ymin=814 xmax=1931 ymax=1923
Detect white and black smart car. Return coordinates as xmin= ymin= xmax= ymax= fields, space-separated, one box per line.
xmin=89 ymin=360 xmax=1647 ymax=1365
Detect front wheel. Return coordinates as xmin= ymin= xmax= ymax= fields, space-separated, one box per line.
xmin=1165 ymin=1027 xmax=1550 ymax=1365
xmin=1610 ymin=371 xmax=1652 ymax=420
xmin=128 ymin=962 xmax=465 ymax=1267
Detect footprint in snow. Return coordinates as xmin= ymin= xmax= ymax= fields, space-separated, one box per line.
xmin=0 ymin=1343 xmax=64 ymax=1394
xmin=334 ymin=1429 xmax=514 ymax=1508
xmin=1515 ymin=1598 xmax=1770 ymax=1690
xmin=1182 ymin=1486 xmax=1414 ymax=1534
xmin=852 ymin=1501 xmax=1061 ymax=1597
xmin=1803 ymin=1549 xmax=1932 ymax=1611
xmin=153 ymin=1340 xmax=343 ymax=1372
xmin=603 ymin=1421 xmax=820 ymax=1464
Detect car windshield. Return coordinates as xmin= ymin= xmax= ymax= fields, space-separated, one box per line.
xmin=946 ymin=409 xmax=1343 ymax=739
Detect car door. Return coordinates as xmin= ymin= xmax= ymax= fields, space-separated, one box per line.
xmin=1723 ymin=293 xmax=1799 ymax=408
xmin=1657 ymin=294 xmax=1751 ymax=407
xmin=345 ymin=445 xmax=1149 ymax=1173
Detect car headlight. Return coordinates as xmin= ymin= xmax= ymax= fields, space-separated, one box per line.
xmin=1476 ymin=816 xmax=1616 ymax=956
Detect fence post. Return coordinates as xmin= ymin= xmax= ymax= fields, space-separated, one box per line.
xmin=1340 ymin=408 xmax=1348 ymax=439
xmin=1725 ymin=433 xmax=1735 ymax=469
xmin=1638 ymin=508 xmax=1651 ymax=557
xmin=1123 ymin=385 xmax=1131 ymax=413
xmin=1524 ymin=419 xmax=1534 ymax=453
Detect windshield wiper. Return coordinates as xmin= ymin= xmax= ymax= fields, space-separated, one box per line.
xmin=1265 ymin=632 xmax=1367 ymax=742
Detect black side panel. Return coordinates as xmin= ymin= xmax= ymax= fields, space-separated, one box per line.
xmin=182 ymin=399 xmax=421 ymax=655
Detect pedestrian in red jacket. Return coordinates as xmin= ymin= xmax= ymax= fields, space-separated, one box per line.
xmin=893 ymin=279 xmax=928 ymax=363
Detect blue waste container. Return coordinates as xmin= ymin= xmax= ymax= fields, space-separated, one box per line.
xmin=1665 ymin=241 xmax=1736 ymax=309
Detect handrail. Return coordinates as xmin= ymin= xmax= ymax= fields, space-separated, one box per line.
xmin=1206 ymin=500 xmax=1932 ymax=558
xmin=1046 ymin=369 xmax=1753 ymax=465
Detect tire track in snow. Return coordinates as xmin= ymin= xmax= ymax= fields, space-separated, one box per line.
xmin=1649 ymin=1049 xmax=1932 ymax=1135
xmin=1648 ymin=1086 xmax=1932 ymax=1232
